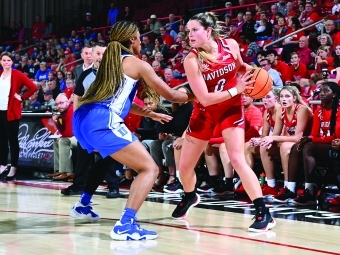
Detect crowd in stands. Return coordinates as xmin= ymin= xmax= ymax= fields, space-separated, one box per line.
xmin=0 ymin=0 xmax=340 ymax=205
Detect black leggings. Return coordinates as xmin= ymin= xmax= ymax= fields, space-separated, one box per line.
xmin=0 ymin=111 xmax=20 ymax=167
xmin=288 ymin=142 xmax=331 ymax=183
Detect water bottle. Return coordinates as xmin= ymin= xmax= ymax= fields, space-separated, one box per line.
xmin=259 ymin=172 xmax=266 ymax=186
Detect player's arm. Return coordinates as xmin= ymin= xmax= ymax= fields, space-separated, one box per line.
xmin=226 ymin=39 xmax=253 ymax=75
xmin=130 ymin=103 xmax=172 ymax=124
xmin=182 ymin=53 xmax=254 ymax=107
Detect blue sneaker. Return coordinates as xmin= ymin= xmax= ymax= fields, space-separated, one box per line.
xmin=110 ymin=218 xmax=158 ymax=241
xmin=70 ymin=201 xmax=100 ymax=221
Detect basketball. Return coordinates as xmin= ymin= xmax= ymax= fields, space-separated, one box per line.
xmin=244 ymin=68 xmax=273 ymax=99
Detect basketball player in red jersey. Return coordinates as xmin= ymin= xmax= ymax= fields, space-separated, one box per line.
xmin=171 ymin=12 xmax=276 ymax=232
xmin=259 ymin=86 xmax=313 ymax=202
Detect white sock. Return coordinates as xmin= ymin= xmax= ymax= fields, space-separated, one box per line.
xmin=286 ymin=182 xmax=296 ymax=193
xmin=305 ymin=183 xmax=314 ymax=195
xmin=176 ymin=170 xmax=181 ymax=183
xmin=267 ymin=179 xmax=276 ymax=188
xmin=284 ymin=180 xmax=288 ymax=188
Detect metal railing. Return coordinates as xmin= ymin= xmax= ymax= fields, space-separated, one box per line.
xmin=263 ymin=18 xmax=326 ymax=50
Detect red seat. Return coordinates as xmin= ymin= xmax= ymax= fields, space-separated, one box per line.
xmin=256 ymin=40 xmax=265 ymax=47
xmin=273 ymin=48 xmax=283 ymax=56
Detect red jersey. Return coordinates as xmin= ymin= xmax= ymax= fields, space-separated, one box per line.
xmin=281 ymin=104 xmax=301 ymax=135
xmin=188 ymin=39 xmax=244 ymax=140
xmin=289 ymin=63 xmax=309 ymax=81
xmin=310 ymin=105 xmax=340 ymax=143
xmin=266 ymin=110 xmax=275 ymax=132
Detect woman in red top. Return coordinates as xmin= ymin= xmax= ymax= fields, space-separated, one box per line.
xmin=287 ymin=81 xmax=340 ymax=204
xmin=259 ymin=86 xmax=313 ymax=199
xmin=172 ymin=12 xmax=276 ymax=232
xmin=315 ymin=45 xmax=334 ymax=73
xmin=0 ymin=52 xmax=38 ymax=179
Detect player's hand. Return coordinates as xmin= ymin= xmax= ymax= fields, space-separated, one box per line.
xmin=14 ymin=93 xmax=22 ymax=101
xmin=151 ymin=112 xmax=173 ymax=124
xmin=260 ymin=136 xmax=273 ymax=149
xmin=296 ymin=136 xmax=312 ymax=151
xmin=331 ymin=138 xmax=340 ymax=150
xmin=173 ymin=137 xmax=184 ymax=150
xmin=249 ymin=137 xmax=261 ymax=147
xmin=236 ymin=71 xmax=255 ymax=93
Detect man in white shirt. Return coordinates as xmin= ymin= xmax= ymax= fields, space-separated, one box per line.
xmin=259 ymin=59 xmax=283 ymax=88
xmin=74 ymin=45 xmax=93 ymax=85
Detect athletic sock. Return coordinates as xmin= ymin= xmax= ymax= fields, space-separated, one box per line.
xmin=267 ymin=179 xmax=276 ymax=188
xmin=120 ymin=207 xmax=137 ymax=224
xmin=80 ymin=191 xmax=92 ymax=206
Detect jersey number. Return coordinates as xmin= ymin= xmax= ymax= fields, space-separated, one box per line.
xmin=214 ymin=79 xmax=226 ymax=92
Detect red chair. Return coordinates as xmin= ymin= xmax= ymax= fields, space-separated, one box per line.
xmin=256 ymin=40 xmax=265 ymax=48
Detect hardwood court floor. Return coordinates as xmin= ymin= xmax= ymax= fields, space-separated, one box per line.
xmin=0 ymin=181 xmax=339 ymax=255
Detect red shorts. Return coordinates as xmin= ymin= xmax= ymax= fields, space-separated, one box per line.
xmin=187 ymin=98 xmax=245 ymax=141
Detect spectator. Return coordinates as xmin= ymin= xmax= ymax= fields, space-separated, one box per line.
xmin=27 ymin=57 xmax=38 ymax=79
xmin=165 ymin=24 xmax=178 ymax=41
xmin=150 ymin=14 xmax=162 ymax=34
xmin=28 ymin=91 xmax=41 ymax=108
xmin=164 ymin=68 xmax=182 ymax=88
xmin=8 ymin=21 xmax=18 ymax=40
xmin=227 ymin=23 xmax=240 ymax=42
xmin=171 ymin=48 xmax=189 ymax=79
xmin=269 ymin=5 xmax=279 ymax=25
xmin=315 ymin=45 xmax=334 ymax=73
xmin=242 ymin=11 xmax=256 ymax=35
xmin=282 ymin=17 xmax=304 ymax=63
xmin=43 ymin=90 xmax=55 ymax=107
xmin=298 ymin=2 xmax=320 ymax=35
xmin=64 ymin=78 xmax=75 ymax=99
xmin=285 ymin=2 xmax=297 ymax=21
xmin=167 ymin=13 xmax=179 ymax=33
xmin=122 ymin=6 xmax=133 ymax=21
xmin=32 ymin=15 xmax=46 ymax=39
xmin=97 ymin=33 xmax=107 ymax=44
xmin=152 ymin=37 xmax=169 ymax=59
xmin=140 ymin=35 xmax=154 ymax=56
xmin=287 ymin=52 xmax=309 ymax=83
xmin=159 ymin=27 xmax=174 ymax=47
xmin=154 ymin=52 xmax=167 ymax=69
xmin=17 ymin=57 xmax=29 ymax=76
xmin=44 ymin=16 xmax=53 ymax=36
xmin=82 ymin=13 xmax=94 ymax=31
xmin=56 ymin=71 xmax=66 ymax=91
xmin=297 ymin=36 xmax=313 ymax=67
xmin=273 ymin=17 xmax=288 ymax=45
xmin=324 ymin=19 xmax=340 ymax=47
xmin=276 ymin=0 xmax=288 ymax=16
xmin=242 ymin=33 xmax=260 ymax=63
xmin=47 ymin=80 xmax=62 ymax=100
xmin=74 ymin=45 xmax=93 ymax=84
xmin=237 ymin=0 xmax=249 ymax=17
xmin=259 ymin=58 xmax=283 ymax=88
xmin=107 ymin=3 xmax=119 ymax=26
xmin=63 ymin=50 xmax=77 ymax=72
xmin=151 ymin=60 xmax=165 ymax=81
xmin=34 ymin=62 xmax=50 ymax=85
xmin=237 ymin=12 xmax=245 ymax=32
xmin=332 ymin=0 xmax=340 ymax=14
xmin=266 ymin=49 xmax=290 ymax=83
xmin=51 ymin=93 xmax=77 ymax=181
xmin=141 ymin=53 xmax=151 ymax=64
xmin=17 ymin=21 xmax=25 ymax=41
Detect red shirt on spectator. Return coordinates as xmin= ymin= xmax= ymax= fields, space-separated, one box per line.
xmin=272 ymin=60 xmax=290 ymax=83
xmin=162 ymin=34 xmax=175 ymax=46
xmin=168 ymin=78 xmax=183 ymax=88
xmin=124 ymin=97 xmax=144 ymax=133
xmin=285 ymin=11 xmax=298 ymax=21
xmin=300 ymin=11 xmax=320 ymax=31
xmin=64 ymin=56 xmax=77 ymax=72
xmin=286 ymin=28 xmax=305 ymax=41
xmin=297 ymin=47 xmax=313 ymax=66
xmin=64 ymin=87 xmax=74 ymax=99
xmin=55 ymin=103 xmax=74 ymax=138
xmin=239 ymin=43 xmax=249 ymax=54
xmin=228 ymin=31 xmax=240 ymax=42
xmin=289 ymin=62 xmax=309 ymax=81
xmin=32 ymin=21 xmax=46 ymax=38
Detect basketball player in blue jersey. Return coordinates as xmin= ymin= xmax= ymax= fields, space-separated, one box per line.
xmin=70 ymin=21 xmax=195 ymax=241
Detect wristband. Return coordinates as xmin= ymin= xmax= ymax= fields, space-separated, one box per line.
xmin=228 ymin=87 xmax=238 ymax=97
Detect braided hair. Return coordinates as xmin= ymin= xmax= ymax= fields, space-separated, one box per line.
xmin=81 ymin=21 xmax=159 ymax=106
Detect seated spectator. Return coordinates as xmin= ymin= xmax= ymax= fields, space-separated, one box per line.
xmin=236 ymin=12 xmax=245 ymax=32
xmin=164 ymin=68 xmax=182 ymax=88
xmin=318 ymin=33 xmax=334 ymax=55
xmin=165 ymin=24 xmax=178 ymax=42
xmin=255 ymin=19 xmax=267 ymax=34
xmin=43 ymin=90 xmax=55 ymax=107
xmin=260 ymin=58 xmax=283 ymax=88
xmin=297 ymin=36 xmax=313 ymax=67
xmin=285 ymin=1 xmax=297 ymax=21
xmin=141 ymin=53 xmax=151 ymax=64
xmin=269 ymin=5 xmax=279 ymax=25
xmin=64 ymin=78 xmax=75 ymax=99
xmin=332 ymin=0 xmax=340 ymax=14
xmin=315 ymin=45 xmax=334 ymax=74
xmin=227 ymin=23 xmax=240 ymax=42
xmin=254 ymin=3 xmax=266 ymax=21
xmin=154 ymin=52 xmax=167 ymax=69
xmin=82 ymin=12 xmax=94 ymax=31
xmin=160 ymin=27 xmax=174 ymax=47
xmin=260 ymin=86 xmax=313 ymax=198
xmin=52 ymin=93 xmax=77 ymax=181
xmin=150 ymin=87 xmax=193 ymax=188
xmin=34 ymin=62 xmax=50 ymax=86
xmin=324 ymin=19 xmax=340 ymax=47
xmin=242 ymin=33 xmax=260 ymax=63
xmin=242 ymin=11 xmax=256 ymax=35
xmin=140 ymin=35 xmax=154 ymax=57
xmin=17 ymin=57 xmax=29 ymax=76
xmin=272 ymin=17 xmax=288 ymax=45
xmin=238 ymin=33 xmax=248 ymax=55
xmin=151 ymin=60 xmax=165 ymax=81
xmin=171 ymin=48 xmax=189 ymax=79
xmin=255 ymin=50 xmax=266 ymax=66
xmin=28 ymin=91 xmax=41 ymax=109
xmin=266 ymin=49 xmax=290 ymax=83
xmin=282 ymin=81 xmax=340 ymax=204
xmin=152 ymin=37 xmax=169 ymax=60
xmin=150 ymin=14 xmax=162 ymax=34
xmin=282 ymin=17 xmax=304 ymax=63
xmin=47 ymin=80 xmax=62 ymax=100
xmin=276 ymin=0 xmax=288 ymax=16
xmin=63 ymin=50 xmax=77 ymax=72
xmin=287 ymin=52 xmax=309 ymax=83
xmin=298 ymin=2 xmax=320 ymax=35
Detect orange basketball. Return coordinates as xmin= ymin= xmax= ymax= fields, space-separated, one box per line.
xmin=244 ymin=68 xmax=273 ymax=99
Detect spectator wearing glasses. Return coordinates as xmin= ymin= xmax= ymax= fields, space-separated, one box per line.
xmin=47 ymin=80 xmax=62 ymax=100
xmin=298 ymin=2 xmax=320 ymax=35
xmin=259 ymin=58 xmax=283 ymax=88
xmin=64 ymin=79 xmax=75 ymax=100
xmin=323 ymin=19 xmax=340 ymax=47
xmin=140 ymin=35 xmax=154 ymax=57
xmin=51 ymin=93 xmax=77 ymax=181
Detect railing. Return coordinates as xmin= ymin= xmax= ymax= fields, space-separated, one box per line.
xmin=263 ymin=18 xmax=326 ymax=50
xmin=5 ymin=35 xmax=56 ymax=54
xmin=141 ymin=15 xmax=183 ymax=23
xmin=75 ymin=25 xmax=112 ymax=39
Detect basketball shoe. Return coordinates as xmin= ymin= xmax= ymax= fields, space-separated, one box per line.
xmin=110 ymin=217 xmax=158 ymax=241
xmin=262 ymin=184 xmax=280 ymax=198
xmin=172 ymin=193 xmax=201 ymax=219
xmin=291 ymin=189 xmax=317 ymax=205
xmin=328 ymin=195 xmax=340 ymax=205
xmin=248 ymin=207 xmax=276 ymax=232
xmin=273 ymin=187 xmax=296 ymax=203
xmin=70 ymin=201 xmax=99 ymax=221
xmin=163 ymin=177 xmax=183 ymax=194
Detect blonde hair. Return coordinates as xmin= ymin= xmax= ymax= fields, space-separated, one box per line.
xmin=80 ymin=21 xmax=159 ymax=106
xmin=280 ymin=86 xmax=312 ymax=112
xmin=317 ymin=45 xmax=330 ymax=57
xmin=189 ymin=12 xmax=226 ymax=67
